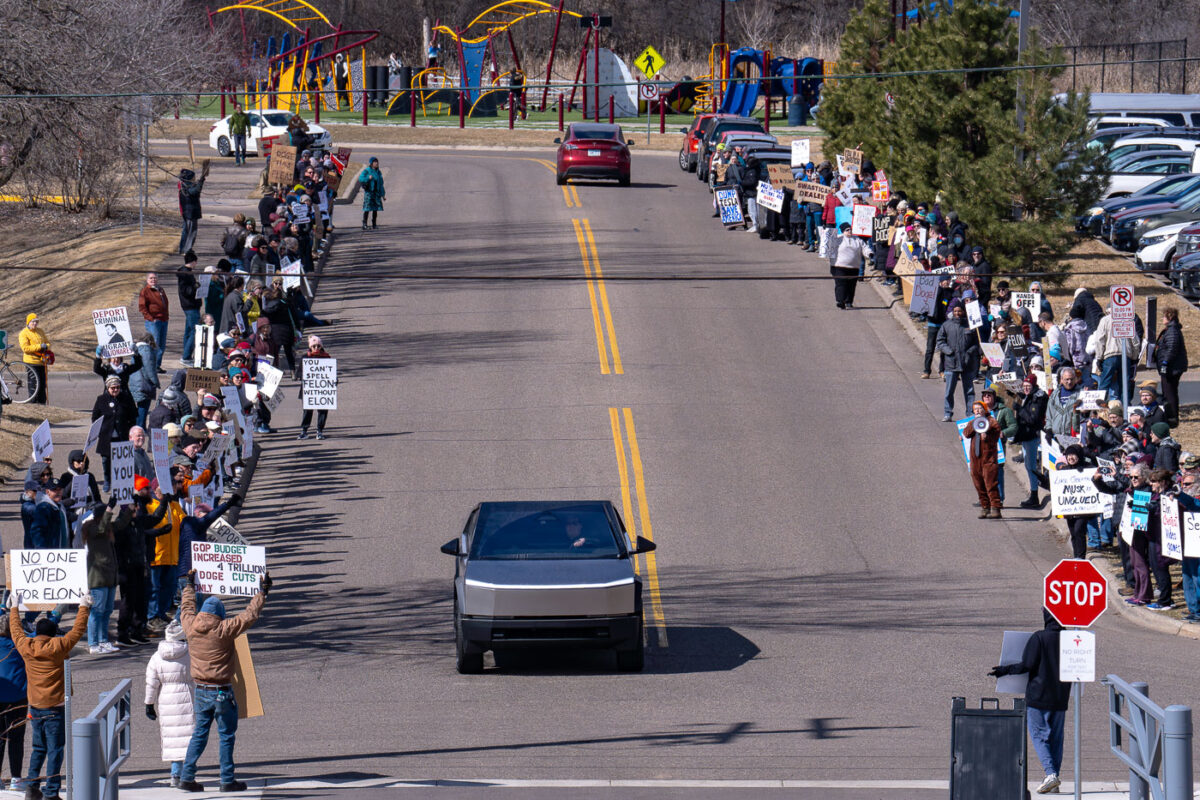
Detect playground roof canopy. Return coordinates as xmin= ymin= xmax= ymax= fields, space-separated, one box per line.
xmin=434 ymin=0 xmax=583 ymax=44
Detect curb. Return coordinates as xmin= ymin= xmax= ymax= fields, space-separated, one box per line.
xmin=866 ymin=277 xmax=1200 ymax=640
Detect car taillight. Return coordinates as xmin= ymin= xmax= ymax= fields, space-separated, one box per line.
xmin=690 ymin=140 xmax=698 ymax=152
xmin=210 ymin=125 xmax=217 ymax=132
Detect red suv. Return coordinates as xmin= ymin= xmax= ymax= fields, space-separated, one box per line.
xmin=555 ymin=123 xmax=632 ymax=186
xmin=678 ymin=113 xmax=725 ymax=173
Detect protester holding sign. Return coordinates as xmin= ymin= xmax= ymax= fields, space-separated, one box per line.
xmin=298 ymin=336 xmax=335 ymax=440
xmin=91 ymin=377 xmax=137 ymax=490
xmin=1094 ymin=464 xmax=1157 ymax=606
xmin=174 ymin=496 xmax=242 ymax=621
xmin=1053 ymin=445 xmax=1100 ymax=558
xmin=1014 ymin=374 xmax=1050 ymax=509
xmin=81 ymin=498 xmax=125 ymax=654
xmin=935 ymin=301 xmax=980 ymax=422
xmin=962 ymin=401 xmax=1002 ymax=518
xmin=8 ymin=601 xmax=90 ymax=800
xmin=828 ymin=222 xmax=871 ymax=310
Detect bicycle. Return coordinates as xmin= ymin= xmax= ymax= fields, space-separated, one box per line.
xmin=0 ymin=347 xmax=41 ymax=403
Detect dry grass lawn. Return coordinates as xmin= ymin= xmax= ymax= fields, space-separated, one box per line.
xmin=0 ymin=404 xmax=81 ymax=486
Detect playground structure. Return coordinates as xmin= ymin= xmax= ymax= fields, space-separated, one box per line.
xmin=208 ymin=0 xmax=380 ymax=115
xmin=701 ymin=46 xmax=824 ymax=119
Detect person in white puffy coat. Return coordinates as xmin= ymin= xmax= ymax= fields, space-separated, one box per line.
xmin=144 ymin=621 xmax=194 ymax=788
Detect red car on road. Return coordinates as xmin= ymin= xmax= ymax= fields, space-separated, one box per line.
xmin=555 ymin=123 xmax=632 ymax=186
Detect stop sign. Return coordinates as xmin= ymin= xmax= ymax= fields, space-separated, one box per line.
xmin=1044 ymin=559 xmax=1108 ymax=627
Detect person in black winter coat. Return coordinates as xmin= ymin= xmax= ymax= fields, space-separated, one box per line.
xmin=177 ymin=251 xmax=204 ymax=366
xmin=1069 ymin=287 xmax=1105 ymax=337
xmin=967 ymin=246 xmax=992 ymax=304
xmin=177 ymin=165 xmax=207 ymax=254
xmin=1014 ymin=373 xmax=1050 ymax=509
xmin=989 ymin=609 xmax=1072 ymax=794
xmin=91 ymin=377 xmax=138 ymax=489
xmin=1153 ymin=308 xmax=1188 ymax=426
xmin=1056 ymin=444 xmax=1098 ymax=558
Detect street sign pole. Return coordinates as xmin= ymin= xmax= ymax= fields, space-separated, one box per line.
xmin=1110 ymin=286 xmax=1136 ymax=421
xmin=1073 ymin=679 xmax=1082 ymax=800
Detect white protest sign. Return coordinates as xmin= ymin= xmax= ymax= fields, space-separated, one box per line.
xmin=31 ymin=420 xmax=52 ymax=462
xmin=1012 ymin=292 xmax=1042 ymax=316
xmin=281 ymin=259 xmax=302 ymax=291
xmin=1049 ymin=469 xmax=1106 ymax=516
xmin=69 ymin=474 xmax=89 ymax=507
xmin=965 ymin=300 xmax=984 ymax=330
xmin=10 ymin=549 xmax=89 ymax=605
xmin=197 ymin=432 xmax=232 ymax=473
xmin=191 ymin=542 xmax=266 ymax=598
xmin=194 ymin=325 xmax=215 ymax=369
xmin=109 ymin=441 xmax=136 ymax=504
xmin=1161 ymin=497 xmax=1184 ymax=561
xmin=302 ymin=358 xmax=338 ymax=410
xmin=83 ymin=418 xmax=104 ymax=455
xmin=1078 ymin=390 xmax=1107 ymax=411
xmin=981 ymin=343 xmax=1004 ymax=368
xmin=221 ymin=386 xmax=248 ymax=435
xmin=257 ymin=363 xmax=284 ymax=399
xmin=150 ymin=428 xmax=173 ymax=492
xmin=1040 ymin=431 xmax=1063 ymax=473
xmin=196 ymin=273 xmax=212 ymax=301
xmin=835 ymin=187 xmax=853 ymax=207
xmin=207 ymin=517 xmax=249 ymax=546
xmin=91 ymin=306 xmax=134 ymax=359
xmin=791 ymin=138 xmax=810 ymax=167
xmin=1120 ymin=502 xmax=1135 ymax=545
xmin=909 ymin=273 xmax=939 ymax=316
xmin=851 ymin=203 xmax=875 ymax=237
xmin=756 ymin=181 xmax=785 ymax=213
xmin=1058 ymin=629 xmax=1096 ymax=683
xmin=235 ymin=312 xmax=247 ymax=334
xmin=1183 ymin=511 xmax=1200 ymax=558
xmin=996 ymin=630 xmax=1032 ymax=694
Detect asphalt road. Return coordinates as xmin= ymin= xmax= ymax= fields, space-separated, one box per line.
xmin=8 ymin=145 xmax=1198 ymax=796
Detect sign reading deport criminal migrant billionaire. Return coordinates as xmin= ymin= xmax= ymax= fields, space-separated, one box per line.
xmin=191 ymin=542 xmax=267 ymax=598
xmin=302 ymin=358 xmax=337 ymax=410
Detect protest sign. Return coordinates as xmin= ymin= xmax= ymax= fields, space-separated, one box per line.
xmin=268 ymin=144 xmax=297 ymax=186
xmin=9 ymin=549 xmax=89 ymax=605
xmin=1049 ymin=469 xmax=1106 ymax=516
xmin=1131 ymin=489 xmax=1151 ymax=530
xmin=31 ymin=420 xmax=52 ymax=462
xmin=1120 ymin=503 xmax=1135 ymax=545
xmin=965 ymin=300 xmax=984 ymax=330
xmin=757 ymin=181 xmax=785 ymax=213
xmin=870 ymin=180 xmax=889 ymax=202
xmin=791 ymin=138 xmax=810 ymax=167
xmin=872 ymin=214 xmax=890 ymax=244
xmin=193 ymin=325 xmax=215 ymax=369
xmin=715 ymin=188 xmax=744 ymax=226
xmin=842 ymin=148 xmax=864 ymax=173
xmin=83 ymin=417 xmax=104 ymax=455
xmin=196 ymin=274 xmax=211 ymax=302
xmin=851 ymin=203 xmax=876 ymax=237
xmin=1078 ymin=390 xmax=1107 ymax=411
xmin=996 ymin=631 xmax=1032 ymax=694
xmin=1161 ymin=498 xmax=1184 ymax=560
xmin=981 ymin=343 xmax=1005 ymax=368
xmin=302 ymin=358 xmax=338 ymax=410
xmin=834 ymin=187 xmax=853 ymax=207
xmin=69 ymin=474 xmax=89 ymax=507
xmin=91 ymin=306 xmax=134 ymax=359
xmin=1040 ymin=432 xmax=1063 ymax=473
xmin=794 ymin=181 xmax=833 ymax=204
xmin=109 ymin=442 xmax=136 ymax=504
xmin=191 ymin=542 xmax=266 ymax=598
xmin=185 ymin=368 xmax=223 ymax=395
xmin=281 ymin=258 xmax=303 ymax=291
xmin=956 ymin=417 xmax=1006 ymax=466
xmin=257 ymin=363 xmax=284 ymax=399
xmin=1183 ymin=511 xmax=1200 ymax=558
xmin=196 ymin=432 xmax=232 ymax=472
xmin=766 ymin=164 xmax=793 ymax=190
xmin=231 ymin=634 xmax=264 ymax=719
xmin=1012 ymin=292 xmax=1042 ymax=316
xmin=716 ymin=162 xmax=728 ymax=182
xmin=150 ymin=428 xmax=172 ymax=492
xmin=208 ymin=517 xmax=249 ymax=546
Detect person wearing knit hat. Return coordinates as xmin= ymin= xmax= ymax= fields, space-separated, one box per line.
xmin=92 ymin=375 xmax=138 ymax=492
xmin=297 ymin=335 xmax=333 ymax=440
xmin=1137 ymin=382 xmax=1168 ymax=430
xmin=1150 ymin=421 xmax=1181 ymax=472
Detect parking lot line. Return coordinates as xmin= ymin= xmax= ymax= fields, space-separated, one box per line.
xmin=582 ymin=219 xmax=623 ymax=374
xmin=621 ymin=407 xmax=668 ymax=647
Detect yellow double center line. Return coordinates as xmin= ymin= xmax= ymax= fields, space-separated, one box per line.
xmin=609 ymin=407 xmax=667 ymax=647
xmin=571 ymin=218 xmax=622 ymax=375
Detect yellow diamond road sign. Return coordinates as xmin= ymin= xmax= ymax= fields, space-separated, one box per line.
xmin=634 ymin=46 xmax=665 ymax=80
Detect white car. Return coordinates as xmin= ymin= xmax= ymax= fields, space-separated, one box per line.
xmin=1135 ymin=220 xmax=1193 ymax=272
xmin=208 ymin=109 xmax=332 ymax=157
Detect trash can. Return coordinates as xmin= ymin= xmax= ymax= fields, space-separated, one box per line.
xmin=950 ymin=697 xmax=1027 ymax=800
xmin=787 ymin=96 xmax=803 ymax=126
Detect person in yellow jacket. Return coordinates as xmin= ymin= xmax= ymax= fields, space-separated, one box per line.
xmin=146 ymin=484 xmax=186 ymax=629
xmin=18 ymin=313 xmax=50 ymax=404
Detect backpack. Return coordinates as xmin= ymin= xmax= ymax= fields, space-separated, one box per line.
xmin=221 ymin=228 xmax=242 ymax=257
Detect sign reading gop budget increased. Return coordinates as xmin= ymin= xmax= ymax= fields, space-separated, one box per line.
xmin=191 ymin=542 xmax=266 ymax=598
xmin=302 ymin=358 xmax=338 ymax=410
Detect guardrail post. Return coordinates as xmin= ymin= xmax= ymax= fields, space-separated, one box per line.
xmin=459 ymin=92 xmax=465 ymax=128
xmin=659 ymin=96 xmax=665 ymax=133
xmin=362 ymin=91 xmax=368 ymax=126
xmin=608 ymin=96 xmax=614 ymax=124
xmin=1163 ymin=706 xmax=1192 ymax=800
xmin=1131 ymin=682 xmax=1150 ymax=800
xmin=314 ymin=94 xmax=320 ymax=124
xmin=410 ymin=93 xmax=417 ymax=127
xmin=220 ymin=88 xmax=226 ymax=118
xmin=72 ymin=718 xmax=100 ymax=800
xmin=509 ymin=97 xmax=515 ymax=129
xmin=558 ymin=94 xmax=564 ymax=131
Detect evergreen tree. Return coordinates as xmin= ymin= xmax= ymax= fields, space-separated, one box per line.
xmin=819 ymin=0 xmax=1109 ymax=276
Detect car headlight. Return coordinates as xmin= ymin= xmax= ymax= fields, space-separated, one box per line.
xmin=1085 ymin=206 xmax=1103 ymax=216
xmin=1139 ymin=235 xmax=1167 ymax=248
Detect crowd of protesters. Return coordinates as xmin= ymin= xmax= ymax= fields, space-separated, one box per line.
xmin=1 ymin=124 xmax=376 ymax=796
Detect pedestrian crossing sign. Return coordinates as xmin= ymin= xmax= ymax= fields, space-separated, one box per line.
xmin=634 ymin=46 xmax=666 ymax=81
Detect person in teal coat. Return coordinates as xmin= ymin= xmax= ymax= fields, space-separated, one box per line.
xmin=360 ymin=157 xmax=385 ymax=230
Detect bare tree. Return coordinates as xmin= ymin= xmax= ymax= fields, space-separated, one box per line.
xmin=732 ymin=0 xmax=777 ymax=50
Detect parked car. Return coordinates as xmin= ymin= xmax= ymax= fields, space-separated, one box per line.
xmin=1108 ymin=149 xmax=1191 ymax=172
xmin=1130 ymin=199 xmax=1200 ymax=249
xmin=1169 ymin=249 xmax=1200 ymax=297
xmin=1105 ymin=136 xmax=1200 ymax=165
xmin=1103 ymin=155 xmax=1193 ymax=198
xmin=1134 ymin=220 xmax=1192 ymax=272
xmin=441 ymin=500 xmax=655 ymax=673
xmin=208 ymin=109 xmax=331 ymax=156
xmin=702 ymin=130 xmax=778 ymax=181
xmin=678 ymin=113 xmax=724 ymax=172
xmin=697 ymin=117 xmax=765 ymax=182
xmin=1078 ymin=173 xmax=1200 ymax=235
xmin=554 ymin=123 xmax=632 ymax=186
xmin=1097 ymin=175 xmax=1200 ymax=240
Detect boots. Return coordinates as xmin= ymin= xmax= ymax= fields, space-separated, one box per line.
xmin=990 ymin=507 xmax=1003 ymax=519
xmin=978 ymin=507 xmax=990 ymax=519
xmin=1019 ymin=491 xmax=1040 ymax=509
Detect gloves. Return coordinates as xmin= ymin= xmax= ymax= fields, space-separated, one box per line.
xmin=107 ymin=496 xmax=118 ymax=510
xmin=988 ymin=665 xmax=1012 ymax=678
xmin=229 ymin=493 xmax=244 ymax=508
xmin=145 ymin=704 xmax=157 ymax=721
xmin=187 ymin=569 xmax=197 ymax=586
xmin=95 ymin=346 xmax=104 ymax=357
xmin=260 ymin=572 xmax=273 ymax=595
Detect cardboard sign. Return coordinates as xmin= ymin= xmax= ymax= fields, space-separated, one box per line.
xmin=791 ymin=138 xmax=810 ymax=167
xmin=92 ymin=306 xmax=134 ymax=359
xmin=794 ymin=181 xmax=833 ymax=204
xmin=1012 ymin=292 xmax=1042 ymax=315
xmin=150 ymin=428 xmax=173 ymax=492
xmin=83 ymin=418 xmax=104 ymax=455
xmin=766 ymin=163 xmax=794 ymax=190
xmin=850 ymin=203 xmax=875 ymax=237
xmin=715 ymin=188 xmax=744 ymax=226
xmin=909 ymin=273 xmax=939 ymax=316
xmin=1049 ymin=469 xmax=1106 ymax=516
xmin=981 ymin=343 xmax=1005 ymax=368
xmin=302 ymin=358 xmax=337 ymax=410
xmin=31 ymin=420 xmax=52 ymax=462
xmin=757 ymin=181 xmax=785 ymax=213
xmin=193 ymin=325 xmax=215 ymax=370
xmin=208 ymin=517 xmax=249 ymax=546
xmin=1183 ymin=511 xmax=1200 ymax=558
xmin=231 ymin=634 xmax=264 ymax=719
xmin=1058 ymin=630 xmax=1096 ymax=683
xmin=842 ymin=148 xmax=864 ymax=173
xmin=191 ymin=542 xmax=266 ymax=598
xmin=1078 ymin=390 xmax=1107 ymax=411
xmin=9 ymin=549 xmax=89 ymax=605
xmin=185 ymin=368 xmax=223 ymax=395
xmin=965 ymin=300 xmax=984 ymax=330
xmin=1162 ymin=498 xmax=1184 ymax=560
xmin=715 ymin=162 xmax=728 ymax=182
xmin=109 ymin=442 xmax=136 ymax=504
xmin=267 ymin=144 xmax=297 ymax=186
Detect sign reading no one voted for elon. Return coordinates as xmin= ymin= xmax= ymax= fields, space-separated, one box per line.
xmin=10 ymin=550 xmax=89 ymax=604
xmin=192 ymin=542 xmax=266 ymax=598
xmin=302 ymin=357 xmax=337 ymax=410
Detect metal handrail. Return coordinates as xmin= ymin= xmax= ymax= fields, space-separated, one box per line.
xmin=1102 ymin=675 xmax=1193 ymax=800
xmin=72 ymin=679 xmax=133 ymax=800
